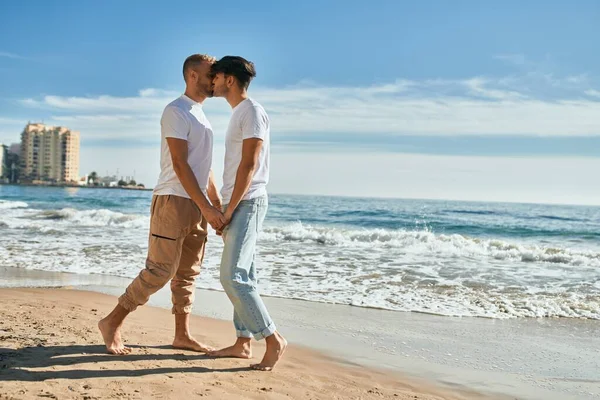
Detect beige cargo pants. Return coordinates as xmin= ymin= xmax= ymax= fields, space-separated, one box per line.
xmin=118 ymin=195 xmax=208 ymax=314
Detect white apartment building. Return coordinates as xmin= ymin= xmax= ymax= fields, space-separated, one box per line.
xmin=20 ymin=123 xmax=80 ymax=182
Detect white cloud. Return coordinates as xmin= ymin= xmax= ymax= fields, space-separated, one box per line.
xmin=566 ymin=74 xmax=589 ymax=84
xmin=585 ymin=89 xmax=600 ymax=98
xmin=22 ymin=94 xmax=169 ymax=112
xmin=15 ymin=74 xmax=600 ymax=140
xmin=138 ymin=88 xmax=176 ymax=98
xmin=463 ymin=77 xmax=526 ymax=100
xmin=493 ymin=54 xmax=592 ymax=92
xmin=0 ymin=51 xmax=22 ymax=59
xmin=7 ymin=66 xmax=599 ymax=205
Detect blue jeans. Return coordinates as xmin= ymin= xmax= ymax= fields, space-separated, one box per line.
xmin=220 ymin=195 xmax=276 ymax=340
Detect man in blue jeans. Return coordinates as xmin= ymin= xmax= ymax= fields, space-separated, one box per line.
xmin=209 ymin=56 xmax=287 ymax=371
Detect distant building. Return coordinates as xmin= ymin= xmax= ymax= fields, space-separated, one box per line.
xmin=97 ymin=175 xmax=119 ymax=187
xmin=4 ymin=144 xmax=20 ymax=183
xmin=20 ymin=123 xmax=80 ymax=183
xmin=77 ymin=175 xmax=89 ymax=186
xmin=0 ymin=144 xmax=6 ymax=179
xmin=9 ymin=143 xmax=20 ymax=156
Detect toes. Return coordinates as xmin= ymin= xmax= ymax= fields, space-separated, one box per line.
xmin=193 ymin=345 xmax=213 ymax=353
xmin=108 ymin=346 xmax=131 ymax=355
xmin=251 ymin=364 xmax=273 ymax=371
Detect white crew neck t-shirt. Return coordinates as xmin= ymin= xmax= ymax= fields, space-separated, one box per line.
xmin=153 ymin=95 xmax=213 ymax=198
xmin=221 ymin=98 xmax=270 ymax=204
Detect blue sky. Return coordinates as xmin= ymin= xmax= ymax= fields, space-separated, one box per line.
xmin=1 ymin=1 xmax=599 ymax=204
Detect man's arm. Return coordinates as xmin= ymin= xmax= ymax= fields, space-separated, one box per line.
xmin=207 ymin=169 xmax=222 ymax=210
xmin=223 ymin=138 xmax=263 ymax=222
xmin=167 ymin=138 xmax=225 ymax=230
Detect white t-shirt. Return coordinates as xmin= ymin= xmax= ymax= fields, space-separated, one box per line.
xmin=221 ymin=98 xmax=270 ymax=204
xmin=153 ymin=95 xmax=213 ymax=198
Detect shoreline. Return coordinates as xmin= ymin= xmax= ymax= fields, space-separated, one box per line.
xmin=0 ymin=182 xmax=153 ymax=191
xmin=1 ymin=266 xmax=599 ymax=400
xmin=3 ymin=182 xmax=600 ymax=207
xmin=0 ymin=287 xmax=493 ymax=400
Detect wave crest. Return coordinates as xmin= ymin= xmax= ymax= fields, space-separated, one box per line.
xmin=261 ymin=222 xmax=600 ymax=267
xmin=0 ymin=200 xmax=28 ymax=209
xmin=31 ymin=208 xmax=148 ymax=228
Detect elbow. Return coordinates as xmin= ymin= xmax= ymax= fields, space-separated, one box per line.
xmin=240 ymin=161 xmax=257 ymax=174
xmin=172 ymin=158 xmax=186 ymax=173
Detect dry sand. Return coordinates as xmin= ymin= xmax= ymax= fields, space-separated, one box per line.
xmin=0 ymin=288 xmax=493 ymax=400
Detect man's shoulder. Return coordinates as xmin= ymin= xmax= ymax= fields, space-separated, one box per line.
xmin=165 ymin=96 xmax=186 ymax=110
xmin=247 ymin=98 xmax=265 ymax=111
xmin=162 ymin=98 xmax=189 ymax=119
xmin=239 ymin=98 xmax=268 ymax=119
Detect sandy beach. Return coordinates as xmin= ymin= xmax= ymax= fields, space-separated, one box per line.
xmin=1 ymin=266 xmax=599 ymax=400
xmin=0 ymin=287 xmax=493 ymax=400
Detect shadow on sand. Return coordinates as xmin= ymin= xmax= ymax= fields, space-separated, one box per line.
xmin=0 ymin=344 xmax=249 ymax=381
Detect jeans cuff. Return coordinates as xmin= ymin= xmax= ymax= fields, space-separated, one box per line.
xmin=253 ymin=321 xmax=277 ymax=341
xmin=236 ymin=329 xmax=253 ymax=338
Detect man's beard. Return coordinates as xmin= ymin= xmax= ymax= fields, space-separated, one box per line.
xmin=198 ymin=82 xmax=213 ymax=97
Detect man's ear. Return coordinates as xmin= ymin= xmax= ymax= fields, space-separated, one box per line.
xmin=226 ymin=75 xmax=235 ymax=87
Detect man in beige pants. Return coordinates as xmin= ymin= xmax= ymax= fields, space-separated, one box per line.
xmin=98 ymin=54 xmax=225 ymax=354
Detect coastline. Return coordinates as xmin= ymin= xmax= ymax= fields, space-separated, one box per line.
xmin=0 ymin=286 xmax=495 ymax=400
xmin=1 ymin=266 xmax=599 ymax=400
xmin=0 ymin=182 xmax=153 ymax=191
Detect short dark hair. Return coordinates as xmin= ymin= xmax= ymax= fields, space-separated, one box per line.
xmin=182 ymin=54 xmax=216 ymax=79
xmin=211 ymin=56 xmax=256 ymax=90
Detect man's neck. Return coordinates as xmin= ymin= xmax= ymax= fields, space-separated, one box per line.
xmin=184 ymin=88 xmax=206 ymax=104
xmin=226 ymin=91 xmax=248 ymax=109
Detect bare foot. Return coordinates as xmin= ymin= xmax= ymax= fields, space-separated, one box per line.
xmin=98 ymin=318 xmax=131 ymax=355
xmin=209 ymin=338 xmax=252 ymax=359
xmin=172 ymin=335 xmax=214 ymax=353
xmin=251 ymin=332 xmax=287 ymax=371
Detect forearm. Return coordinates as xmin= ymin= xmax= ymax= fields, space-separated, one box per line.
xmin=173 ymin=161 xmax=212 ymax=212
xmin=207 ymin=170 xmax=221 ymax=208
xmin=226 ymin=163 xmax=255 ymax=214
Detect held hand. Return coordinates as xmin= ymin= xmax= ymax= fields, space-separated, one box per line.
xmin=215 ymin=228 xmax=224 ymax=242
xmin=210 ymin=198 xmax=222 ymax=212
xmin=223 ymin=209 xmax=234 ymax=228
xmin=203 ymin=206 xmax=226 ymax=231
xmin=215 ymin=211 xmax=234 ymax=242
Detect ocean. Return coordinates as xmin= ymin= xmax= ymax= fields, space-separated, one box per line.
xmin=1 ymin=184 xmax=599 ymax=320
